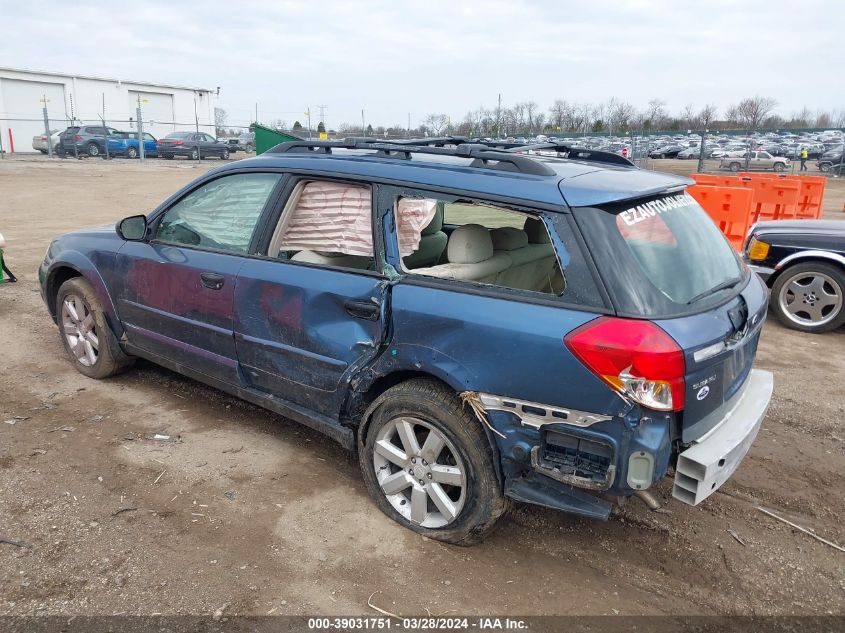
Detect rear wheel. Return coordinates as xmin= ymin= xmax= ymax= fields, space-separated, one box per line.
xmin=773 ymin=162 xmax=785 ymax=172
xmin=771 ymin=262 xmax=845 ymax=333
xmin=86 ymin=142 xmax=100 ymax=157
xmin=819 ymin=162 xmax=831 ymax=173
xmin=56 ymin=277 xmax=134 ymax=378
xmin=221 ymin=148 xmax=229 ymax=160
xmin=359 ymin=379 xmax=507 ymax=545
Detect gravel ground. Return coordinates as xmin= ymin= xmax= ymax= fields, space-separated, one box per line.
xmin=0 ymin=155 xmax=843 ymax=618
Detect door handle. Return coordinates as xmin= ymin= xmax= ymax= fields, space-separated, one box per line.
xmin=200 ymin=272 xmax=225 ymax=290
xmin=344 ymin=299 xmax=381 ymax=321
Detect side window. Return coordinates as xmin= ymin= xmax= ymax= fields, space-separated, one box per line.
xmin=266 ymin=180 xmax=375 ymax=271
xmin=396 ymin=194 xmax=566 ymax=296
xmin=203 ymin=134 xmax=216 ymax=142
xmin=156 ymin=173 xmax=281 ymax=254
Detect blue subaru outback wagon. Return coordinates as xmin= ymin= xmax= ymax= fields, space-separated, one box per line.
xmin=40 ymin=138 xmax=773 ymax=544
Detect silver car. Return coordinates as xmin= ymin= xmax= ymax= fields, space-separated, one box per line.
xmin=32 ymin=129 xmax=61 ymax=154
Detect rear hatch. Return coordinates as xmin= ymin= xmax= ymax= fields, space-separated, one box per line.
xmin=570 ymin=190 xmax=768 ymax=441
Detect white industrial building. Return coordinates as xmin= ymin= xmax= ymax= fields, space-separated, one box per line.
xmin=0 ymin=66 xmax=217 ymax=152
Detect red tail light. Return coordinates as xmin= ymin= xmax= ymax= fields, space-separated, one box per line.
xmin=564 ymin=317 xmax=685 ymax=412
xmin=39 ymin=135 xmax=47 ymax=141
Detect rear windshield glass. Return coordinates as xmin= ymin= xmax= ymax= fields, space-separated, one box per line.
xmin=573 ymin=192 xmax=746 ymax=317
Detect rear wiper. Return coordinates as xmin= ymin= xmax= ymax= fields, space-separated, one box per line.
xmin=686 ymin=276 xmax=743 ymax=305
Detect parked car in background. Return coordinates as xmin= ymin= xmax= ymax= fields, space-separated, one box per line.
xmin=157 ymin=132 xmax=230 ymax=160
xmin=219 ymin=137 xmax=241 ymax=153
xmin=818 ymin=148 xmax=844 ymax=172
xmin=238 ymin=131 xmax=255 ymax=152
xmin=39 ymin=137 xmax=773 ymax=544
xmin=677 ymin=146 xmax=703 ymax=160
xmin=107 ymin=132 xmax=158 ymax=158
xmin=648 ymin=144 xmax=684 ymax=158
xmin=745 ymin=220 xmax=845 ymax=332
xmin=57 ymin=126 xmax=123 ymax=157
xmin=721 ymin=151 xmax=789 ymax=172
xmin=32 ymin=129 xmax=61 ymax=153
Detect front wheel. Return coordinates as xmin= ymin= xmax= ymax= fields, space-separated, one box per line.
xmin=770 ymin=262 xmax=845 ymax=333
xmin=729 ymin=162 xmax=741 ymax=172
xmin=56 ymin=277 xmax=134 ymax=378
xmin=359 ymin=379 xmax=507 ymax=545
xmin=126 ymin=146 xmax=138 ymax=159
xmin=221 ymin=148 xmax=229 ymax=160
xmin=190 ymin=147 xmax=199 ymax=160
xmin=819 ymin=162 xmax=831 ymax=173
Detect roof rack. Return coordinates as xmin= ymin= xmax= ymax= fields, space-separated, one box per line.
xmin=268 ymin=138 xmax=557 ymax=176
xmin=473 ymin=140 xmax=636 ymax=168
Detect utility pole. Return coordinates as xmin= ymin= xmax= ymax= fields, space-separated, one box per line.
xmin=41 ymin=94 xmax=53 ymax=158
xmin=497 ymin=93 xmax=502 ymax=139
xmin=361 ymin=109 xmax=366 ymax=136
xmin=305 ymin=107 xmax=312 ymax=139
xmin=102 ymin=93 xmax=110 ymax=160
xmin=137 ymin=94 xmax=145 ymax=161
xmin=407 ymin=113 xmax=411 ymax=139
xmin=696 ymin=129 xmax=707 ymax=173
xmin=255 ymin=102 xmax=258 ymax=124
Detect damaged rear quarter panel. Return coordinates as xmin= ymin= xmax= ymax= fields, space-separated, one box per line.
xmin=371 ymin=282 xmax=621 ymax=411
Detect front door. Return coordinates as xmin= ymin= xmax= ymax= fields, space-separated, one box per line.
xmin=233 ymin=178 xmax=387 ymax=417
xmin=114 ymin=172 xmax=283 ymax=384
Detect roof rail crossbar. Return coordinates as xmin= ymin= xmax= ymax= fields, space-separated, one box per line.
xmin=269 ymin=139 xmax=557 ymax=176
xmin=494 ymin=142 xmax=636 ymax=168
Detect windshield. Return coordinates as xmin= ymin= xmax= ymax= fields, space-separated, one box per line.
xmin=573 ymin=192 xmax=745 ymax=317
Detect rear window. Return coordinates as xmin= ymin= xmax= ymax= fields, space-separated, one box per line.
xmin=573 ymin=192 xmax=746 ymax=317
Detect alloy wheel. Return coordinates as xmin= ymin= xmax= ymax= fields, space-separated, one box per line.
xmin=61 ymin=294 xmax=99 ymax=366
xmin=372 ymin=416 xmax=467 ymax=528
xmin=778 ymin=270 xmax=843 ymax=327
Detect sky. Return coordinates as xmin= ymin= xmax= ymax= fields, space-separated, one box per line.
xmin=1 ymin=0 xmax=842 ymax=129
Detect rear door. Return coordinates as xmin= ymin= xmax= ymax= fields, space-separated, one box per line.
xmin=233 ymin=177 xmax=387 ymax=417
xmin=114 ymin=172 xmax=283 ymax=384
xmin=375 ymin=184 xmax=617 ymax=412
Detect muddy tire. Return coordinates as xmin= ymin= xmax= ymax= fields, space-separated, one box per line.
xmin=359 ymin=379 xmax=507 ymax=545
xmin=56 ymin=277 xmax=134 ymax=379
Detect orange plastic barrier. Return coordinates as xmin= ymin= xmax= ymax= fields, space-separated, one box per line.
xmin=687 ymin=185 xmax=755 ymax=250
xmin=742 ymin=179 xmax=800 ymax=221
xmin=735 ymin=173 xmax=825 ymax=219
xmin=690 ymin=173 xmax=748 ymax=188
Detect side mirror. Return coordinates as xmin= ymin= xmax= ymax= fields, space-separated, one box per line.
xmin=116 ymin=215 xmax=147 ymax=241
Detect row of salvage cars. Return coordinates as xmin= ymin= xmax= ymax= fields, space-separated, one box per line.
xmin=34 ymin=137 xmax=843 ymax=544
xmin=32 ymin=126 xmax=254 ymax=159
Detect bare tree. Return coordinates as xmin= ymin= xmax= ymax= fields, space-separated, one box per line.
xmin=422 ymin=113 xmax=450 ymax=136
xmin=214 ymin=107 xmax=228 ymax=136
xmin=698 ymin=103 xmax=718 ymax=128
xmin=734 ymin=96 xmax=778 ymax=129
xmin=681 ymin=103 xmax=696 ymax=129
xmin=549 ymin=99 xmax=567 ymax=133
xmin=644 ymin=99 xmax=668 ymax=130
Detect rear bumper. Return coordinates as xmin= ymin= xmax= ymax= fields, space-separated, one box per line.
xmin=673 ymin=368 xmax=773 ymax=505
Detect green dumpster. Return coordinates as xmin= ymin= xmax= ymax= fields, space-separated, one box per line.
xmin=254 ymin=124 xmax=302 ymax=155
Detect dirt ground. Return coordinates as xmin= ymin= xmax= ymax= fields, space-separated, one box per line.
xmin=0 ymin=155 xmax=843 ymax=618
